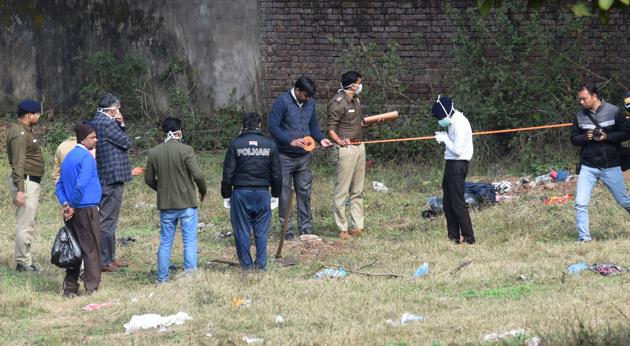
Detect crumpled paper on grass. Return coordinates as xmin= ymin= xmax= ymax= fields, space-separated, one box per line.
xmin=123 ymin=311 xmax=192 ymax=334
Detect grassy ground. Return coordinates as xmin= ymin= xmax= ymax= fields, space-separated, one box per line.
xmin=2 ymin=148 xmax=630 ymax=345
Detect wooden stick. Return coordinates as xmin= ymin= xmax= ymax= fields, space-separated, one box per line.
xmin=210 ymin=259 xmax=240 ymax=266
xmin=275 ymin=192 xmax=293 ymax=258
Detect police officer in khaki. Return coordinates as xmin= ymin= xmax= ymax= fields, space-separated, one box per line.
xmin=327 ymin=71 xmax=367 ymax=239
xmin=7 ymin=100 xmax=44 ymax=272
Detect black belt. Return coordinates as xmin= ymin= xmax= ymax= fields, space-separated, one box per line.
xmin=24 ymin=175 xmax=41 ymax=184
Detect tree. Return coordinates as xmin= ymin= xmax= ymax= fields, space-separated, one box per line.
xmin=478 ymin=0 xmax=629 ymax=23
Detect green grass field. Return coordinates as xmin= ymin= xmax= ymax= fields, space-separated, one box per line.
xmin=2 ymin=149 xmax=630 ymax=345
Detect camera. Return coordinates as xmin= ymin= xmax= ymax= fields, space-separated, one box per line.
xmin=593 ymin=128 xmax=602 ymax=140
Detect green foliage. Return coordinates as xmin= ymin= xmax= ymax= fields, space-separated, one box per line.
xmin=78 ymin=51 xmax=147 ymax=120
xmin=339 ymin=41 xmax=437 ymax=161
xmin=448 ymin=0 xmax=628 ymax=173
xmin=479 ymin=0 xmax=630 ymax=23
xmin=40 ymin=122 xmax=69 ymax=149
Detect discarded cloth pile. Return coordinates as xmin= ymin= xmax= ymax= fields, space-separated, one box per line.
xmin=422 ymin=182 xmax=496 ymax=219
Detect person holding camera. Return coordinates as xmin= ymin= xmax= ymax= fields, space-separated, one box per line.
xmin=571 ymin=81 xmax=630 ymax=243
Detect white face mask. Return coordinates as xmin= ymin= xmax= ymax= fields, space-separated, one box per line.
xmin=97 ymin=107 xmax=121 ymax=119
xmin=165 ymin=131 xmax=182 ymax=143
xmin=353 ymin=83 xmax=363 ymax=95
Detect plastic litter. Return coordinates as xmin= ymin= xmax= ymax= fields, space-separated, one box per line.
xmin=271 ymin=197 xmax=279 ymax=210
xmin=412 ymin=262 xmax=429 ymax=278
xmin=372 ymin=181 xmax=389 ymax=192
xmin=123 ymin=311 xmax=192 ymax=334
xmin=483 ymin=328 xmax=526 ymax=342
xmin=83 ymin=302 xmax=114 ymax=311
xmin=223 ymin=198 xmax=230 ymax=209
xmin=400 ymin=313 xmax=425 ymax=324
xmin=567 ymin=261 xmax=588 ymax=274
xmin=206 ymin=330 xmax=213 ymax=337
xmin=243 ymin=336 xmax=264 ymax=344
xmin=275 ymin=315 xmax=285 ymax=325
xmin=131 ymin=297 xmax=139 ymax=303
xmin=589 ymin=263 xmax=629 ymax=276
xmin=543 ymin=194 xmax=573 ymax=205
xmin=231 ymin=297 xmax=252 ymax=310
xmin=534 ymin=174 xmax=551 ymax=184
xmin=314 ymin=267 xmax=348 ymax=279
xmin=386 ymin=312 xmax=425 ymax=326
xmin=492 ymin=180 xmax=512 ymax=194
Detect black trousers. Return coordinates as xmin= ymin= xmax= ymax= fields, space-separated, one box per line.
xmin=64 ymin=207 xmax=101 ymax=293
xmin=442 ymin=160 xmax=475 ymax=244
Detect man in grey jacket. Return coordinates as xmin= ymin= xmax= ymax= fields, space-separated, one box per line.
xmin=145 ymin=117 xmax=207 ymax=283
xmin=571 ymin=81 xmax=630 ymax=242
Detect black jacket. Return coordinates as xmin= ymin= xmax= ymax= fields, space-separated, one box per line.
xmin=571 ymin=101 xmax=630 ymax=169
xmin=221 ymin=129 xmax=282 ymax=198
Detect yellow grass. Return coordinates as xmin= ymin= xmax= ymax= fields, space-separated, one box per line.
xmin=2 ymin=150 xmax=630 ymax=345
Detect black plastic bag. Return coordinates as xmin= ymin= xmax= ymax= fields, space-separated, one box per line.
xmin=51 ymin=224 xmax=82 ymax=268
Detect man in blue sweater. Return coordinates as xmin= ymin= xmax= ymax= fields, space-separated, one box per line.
xmin=268 ymin=77 xmax=332 ymax=240
xmin=55 ymin=124 xmax=102 ymax=297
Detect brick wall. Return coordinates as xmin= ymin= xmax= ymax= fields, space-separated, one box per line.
xmin=259 ymin=0 xmax=630 ymax=104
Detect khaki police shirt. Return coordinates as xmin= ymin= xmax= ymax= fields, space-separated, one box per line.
xmin=327 ymin=91 xmax=364 ymax=141
xmin=6 ymin=121 xmax=44 ymax=192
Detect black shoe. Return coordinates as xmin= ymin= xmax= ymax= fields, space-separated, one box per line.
xmin=63 ymin=290 xmax=78 ymax=298
xmin=16 ymin=263 xmax=38 ymax=272
xmin=284 ymin=232 xmax=295 ymax=241
xmin=299 ymin=230 xmax=313 ymax=236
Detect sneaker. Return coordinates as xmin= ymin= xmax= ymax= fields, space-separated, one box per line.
xmin=339 ymin=231 xmax=351 ymax=240
xmin=16 ymin=263 xmax=38 ymax=272
xmin=299 ymin=229 xmax=313 ymax=236
xmin=284 ymin=232 xmax=295 ymax=241
xmin=576 ymin=239 xmax=592 ymax=244
xmin=348 ymin=229 xmax=363 ymax=236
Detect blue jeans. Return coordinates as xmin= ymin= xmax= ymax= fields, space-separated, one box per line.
xmin=230 ymin=189 xmax=271 ymax=269
xmin=575 ymin=165 xmax=630 ymax=241
xmin=157 ymin=208 xmax=198 ymax=283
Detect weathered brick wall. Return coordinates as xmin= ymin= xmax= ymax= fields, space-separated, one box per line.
xmin=259 ymin=0 xmax=630 ymax=103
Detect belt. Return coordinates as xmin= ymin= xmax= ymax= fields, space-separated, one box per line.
xmin=24 ymin=175 xmax=42 ymax=184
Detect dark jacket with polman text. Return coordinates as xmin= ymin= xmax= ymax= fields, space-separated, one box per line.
xmin=221 ymin=129 xmax=282 ymax=198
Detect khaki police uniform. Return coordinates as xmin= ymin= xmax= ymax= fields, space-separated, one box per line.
xmin=7 ymin=121 xmax=44 ymax=267
xmin=327 ymin=91 xmax=366 ymax=232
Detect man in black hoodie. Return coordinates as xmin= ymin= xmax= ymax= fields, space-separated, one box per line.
xmin=571 ymin=81 xmax=630 ymax=242
xmin=222 ymin=113 xmax=282 ymax=269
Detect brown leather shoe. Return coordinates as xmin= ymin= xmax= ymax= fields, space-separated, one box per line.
xmin=101 ymin=263 xmax=119 ymax=272
xmin=112 ymin=259 xmax=129 ymax=268
xmin=339 ymin=231 xmax=351 ymax=240
xmin=349 ymin=229 xmax=363 ymax=236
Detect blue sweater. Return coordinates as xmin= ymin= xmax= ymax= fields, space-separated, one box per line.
xmin=56 ymin=145 xmax=102 ymax=208
xmin=268 ymin=90 xmax=324 ymax=156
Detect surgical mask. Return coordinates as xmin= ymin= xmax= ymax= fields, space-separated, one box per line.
xmin=353 ymin=83 xmax=363 ymax=95
xmin=165 ymin=131 xmax=181 ymax=143
xmin=438 ymin=117 xmax=450 ymax=128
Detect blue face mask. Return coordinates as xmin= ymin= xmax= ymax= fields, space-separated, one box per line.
xmin=438 ymin=117 xmax=450 ymax=128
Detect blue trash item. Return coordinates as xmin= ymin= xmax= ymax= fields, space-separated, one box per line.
xmin=413 ymin=262 xmax=429 ymax=277
xmin=314 ymin=267 xmax=348 ymax=279
xmin=555 ymin=170 xmax=570 ymax=182
xmin=567 ymin=261 xmax=588 ymax=274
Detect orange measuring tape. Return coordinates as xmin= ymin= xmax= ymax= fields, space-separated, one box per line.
xmin=355 ymin=122 xmax=572 ymax=145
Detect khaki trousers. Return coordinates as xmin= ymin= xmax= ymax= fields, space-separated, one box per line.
xmin=8 ymin=176 xmax=41 ymax=266
xmin=333 ymin=144 xmax=366 ymax=232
